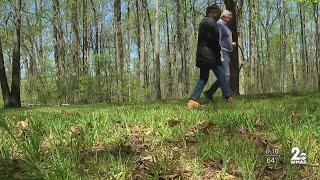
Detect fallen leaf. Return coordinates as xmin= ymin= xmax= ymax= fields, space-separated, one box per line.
xmin=167 ymin=118 xmax=181 ymax=127
xmin=68 ymin=126 xmax=83 ymax=137
xmin=198 ymin=122 xmax=217 ymax=134
xmin=16 ymin=119 xmax=29 ymax=131
xmin=255 ymin=116 xmax=265 ymax=129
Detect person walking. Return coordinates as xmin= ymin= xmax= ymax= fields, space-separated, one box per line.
xmin=187 ymin=5 xmax=232 ymax=109
xmin=203 ymin=10 xmax=236 ymax=102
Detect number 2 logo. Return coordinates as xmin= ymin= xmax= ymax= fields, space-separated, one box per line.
xmin=291 ymin=147 xmax=307 ymax=160
xmin=291 ymin=147 xmax=301 ymax=160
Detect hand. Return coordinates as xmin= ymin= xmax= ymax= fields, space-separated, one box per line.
xmin=232 ymin=42 xmax=237 ymax=47
xmin=221 ymin=56 xmax=224 ymax=63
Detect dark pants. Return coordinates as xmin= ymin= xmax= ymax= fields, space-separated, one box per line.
xmin=189 ymin=64 xmax=232 ymax=101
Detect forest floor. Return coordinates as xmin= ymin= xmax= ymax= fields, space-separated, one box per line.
xmin=0 ymin=92 xmax=319 ymax=179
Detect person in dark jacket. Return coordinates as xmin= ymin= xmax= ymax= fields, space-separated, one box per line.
xmin=187 ymin=4 xmax=232 ymax=109
xmin=204 ymin=10 xmax=236 ymax=101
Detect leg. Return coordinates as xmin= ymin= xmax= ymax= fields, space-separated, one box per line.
xmin=222 ymin=50 xmax=231 ymax=83
xmin=206 ymin=51 xmax=232 ymax=100
xmin=204 ymin=80 xmax=219 ymax=101
xmin=212 ymin=64 xmax=232 ymax=99
xmin=189 ymin=67 xmax=210 ymax=101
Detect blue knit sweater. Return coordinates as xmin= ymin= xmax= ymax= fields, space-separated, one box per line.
xmin=217 ymin=19 xmax=233 ymax=52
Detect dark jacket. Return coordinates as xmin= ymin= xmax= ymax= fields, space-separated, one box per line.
xmin=196 ymin=16 xmax=221 ymax=68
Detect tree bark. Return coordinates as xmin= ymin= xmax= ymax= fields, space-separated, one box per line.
xmin=165 ymin=6 xmax=173 ymax=97
xmin=126 ymin=1 xmax=132 ymax=101
xmin=82 ymin=0 xmax=89 ymax=74
xmin=114 ymin=0 xmax=124 ymax=101
xmin=0 ymin=39 xmax=11 ymax=107
xmin=299 ymin=3 xmax=308 ymax=90
xmin=236 ymin=0 xmax=245 ymax=95
xmin=176 ymin=0 xmax=184 ymax=98
xmin=136 ymin=0 xmax=146 ymax=98
xmin=10 ymin=0 xmax=22 ymax=107
xmin=289 ymin=18 xmax=298 ymax=92
xmin=314 ymin=3 xmax=320 ymax=90
xmin=249 ymin=0 xmax=257 ymax=94
xmin=224 ymin=0 xmax=240 ymax=95
xmin=154 ymin=0 xmax=161 ymax=99
xmin=71 ymin=0 xmax=80 ymax=78
xmin=279 ymin=1 xmax=287 ymax=92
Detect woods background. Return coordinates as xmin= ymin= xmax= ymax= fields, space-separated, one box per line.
xmin=0 ymin=0 xmax=319 ymax=106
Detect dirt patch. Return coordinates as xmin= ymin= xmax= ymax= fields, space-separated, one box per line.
xmin=255 ymin=165 xmax=286 ymax=180
xmin=202 ymin=159 xmax=239 ymax=180
xmin=126 ymin=126 xmax=154 ymax=153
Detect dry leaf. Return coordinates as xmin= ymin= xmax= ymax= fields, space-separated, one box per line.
xmin=198 ymin=122 xmax=217 ymax=134
xmin=68 ymin=126 xmax=83 ymax=136
xmin=167 ymin=118 xmax=181 ymax=127
xmin=16 ymin=119 xmax=29 ymax=131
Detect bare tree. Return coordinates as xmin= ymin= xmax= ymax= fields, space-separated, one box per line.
xmin=136 ymin=0 xmax=146 ymax=98
xmin=299 ymin=3 xmax=308 ymax=90
xmin=279 ymin=1 xmax=287 ymax=92
xmin=313 ymin=3 xmax=320 ymax=90
xmin=82 ymin=0 xmax=89 ymax=74
xmin=235 ymin=0 xmax=244 ymax=95
xmin=176 ymin=0 xmax=184 ymax=98
xmin=165 ymin=5 xmax=173 ymax=97
xmin=114 ymin=0 xmax=124 ymax=101
xmin=154 ymin=0 xmax=161 ymax=99
xmin=289 ymin=17 xmax=298 ymax=91
xmin=249 ymin=0 xmax=258 ymax=93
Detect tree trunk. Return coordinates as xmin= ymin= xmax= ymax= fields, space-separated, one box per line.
xmin=154 ymin=0 xmax=161 ymax=99
xmin=53 ymin=0 xmax=66 ymax=102
xmin=261 ymin=1 xmax=275 ymax=93
xmin=136 ymin=0 xmax=146 ymax=98
xmin=314 ymin=3 xmax=320 ymax=90
xmin=114 ymin=0 xmax=123 ymax=102
xmin=82 ymin=0 xmax=89 ymax=74
xmin=10 ymin=0 xmax=22 ymax=107
xmin=0 ymin=39 xmax=11 ymax=107
xmin=71 ymin=0 xmax=80 ymax=78
xmin=249 ymin=0 xmax=257 ymax=94
xmin=126 ymin=2 xmax=132 ymax=101
xmin=236 ymin=0 xmax=245 ymax=95
xmin=165 ymin=6 xmax=173 ymax=97
xmin=91 ymin=0 xmax=100 ymax=75
xmin=182 ymin=0 xmax=189 ymax=95
xmin=289 ymin=18 xmax=298 ymax=92
xmin=299 ymin=3 xmax=308 ymax=90
xmin=279 ymin=1 xmax=287 ymax=92
xmin=176 ymin=0 xmax=184 ymax=98
xmin=224 ymin=0 xmax=240 ymax=95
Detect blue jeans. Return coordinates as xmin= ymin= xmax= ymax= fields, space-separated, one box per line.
xmin=189 ymin=63 xmax=232 ymax=101
xmin=205 ymin=50 xmax=232 ymax=99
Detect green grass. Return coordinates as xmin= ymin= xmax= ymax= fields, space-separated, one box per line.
xmin=0 ymin=93 xmax=319 ymax=179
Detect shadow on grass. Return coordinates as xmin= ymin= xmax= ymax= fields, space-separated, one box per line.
xmin=0 ymin=159 xmax=44 ymax=180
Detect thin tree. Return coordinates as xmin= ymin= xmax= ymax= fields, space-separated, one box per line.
xmin=289 ymin=17 xmax=298 ymax=91
xmin=313 ymin=3 xmax=320 ymax=90
xmin=165 ymin=5 xmax=173 ymax=97
xmin=299 ymin=3 xmax=308 ymax=90
xmin=114 ymin=0 xmax=124 ymax=101
xmin=136 ymin=0 xmax=146 ymax=98
xmin=82 ymin=0 xmax=89 ymax=74
xmin=154 ymin=0 xmax=161 ymax=99
xmin=176 ymin=0 xmax=184 ymax=98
